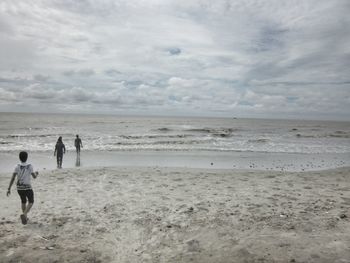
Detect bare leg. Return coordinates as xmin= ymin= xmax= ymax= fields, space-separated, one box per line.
xmin=20 ymin=202 xmax=28 ymax=224
xmin=57 ymin=155 xmax=63 ymax=168
xmin=21 ymin=203 xmax=26 ymax=213
xmin=24 ymin=203 xmax=33 ymax=217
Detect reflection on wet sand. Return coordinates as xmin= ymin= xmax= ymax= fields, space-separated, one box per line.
xmin=75 ymin=154 xmax=81 ymax=167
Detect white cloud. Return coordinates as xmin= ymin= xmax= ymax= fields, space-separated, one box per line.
xmin=0 ymin=0 xmax=349 ymax=119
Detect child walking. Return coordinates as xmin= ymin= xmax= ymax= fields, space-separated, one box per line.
xmin=7 ymin=151 xmax=39 ymax=225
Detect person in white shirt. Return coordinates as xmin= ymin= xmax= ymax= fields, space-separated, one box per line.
xmin=7 ymin=151 xmax=38 ymax=225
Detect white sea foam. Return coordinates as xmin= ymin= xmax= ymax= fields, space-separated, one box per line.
xmin=0 ymin=113 xmax=349 ymax=154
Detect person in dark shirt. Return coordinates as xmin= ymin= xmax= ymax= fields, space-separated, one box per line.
xmin=75 ymin=134 xmax=83 ymax=155
xmin=54 ymin=136 xmax=66 ymax=168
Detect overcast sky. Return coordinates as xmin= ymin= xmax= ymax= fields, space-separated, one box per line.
xmin=0 ymin=0 xmax=349 ymax=120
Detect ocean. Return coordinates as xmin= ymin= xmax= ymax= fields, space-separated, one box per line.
xmin=0 ymin=112 xmax=349 ymax=172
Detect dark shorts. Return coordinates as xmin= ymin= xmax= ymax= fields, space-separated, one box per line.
xmin=17 ymin=189 xmax=34 ymax=204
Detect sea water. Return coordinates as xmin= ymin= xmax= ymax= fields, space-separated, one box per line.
xmin=0 ymin=112 xmax=349 ymax=172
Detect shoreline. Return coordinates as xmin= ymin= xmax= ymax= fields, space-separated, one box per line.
xmin=1 ymin=164 xmax=350 ymax=177
xmin=1 ymin=166 xmax=349 ymax=262
xmin=0 ymin=150 xmax=349 ymax=174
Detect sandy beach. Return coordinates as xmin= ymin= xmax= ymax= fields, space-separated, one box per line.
xmin=1 ymin=166 xmax=350 ymax=263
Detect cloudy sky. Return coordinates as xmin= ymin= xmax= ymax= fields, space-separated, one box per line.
xmin=0 ymin=0 xmax=349 ymax=120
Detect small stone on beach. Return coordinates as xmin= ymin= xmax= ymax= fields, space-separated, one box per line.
xmin=340 ymin=214 xmax=347 ymax=219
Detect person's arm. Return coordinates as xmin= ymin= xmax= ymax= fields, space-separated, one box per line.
xmin=80 ymin=140 xmax=83 ymax=148
xmin=54 ymin=144 xmax=57 ymax=156
xmin=7 ymin=173 xmax=16 ymax=196
xmin=63 ymin=144 xmax=66 ymax=154
xmin=31 ymin=171 xmax=39 ymax=179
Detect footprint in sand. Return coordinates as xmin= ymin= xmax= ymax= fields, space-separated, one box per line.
xmin=173 ymin=178 xmax=182 ymax=182
xmin=187 ymin=239 xmax=201 ymax=252
xmin=52 ymin=216 xmax=71 ymax=227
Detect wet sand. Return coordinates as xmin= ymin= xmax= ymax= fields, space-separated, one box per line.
xmin=0 ymin=150 xmax=349 ymax=173
xmin=1 ymin=166 xmax=350 ymax=262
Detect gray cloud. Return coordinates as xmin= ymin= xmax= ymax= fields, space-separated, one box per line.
xmin=104 ymin=69 xmax=122 ymax=77
xmin=33 ymin=74 xmax=50 ymax=82
xmin=0 ymin=0 xmax=349 ymax=119
xmin=167 ymin=47 xmax=182 ymax=56
xmin=63 ymin=69 xmax=95 ymax=77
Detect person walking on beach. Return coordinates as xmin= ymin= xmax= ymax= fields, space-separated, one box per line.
xmin=75 ymin=134 xmax=83 ymax=155
xmin=54 ymin=136 xmax=66 ymax=168
xmin=7 ymin=151 xmax=39 ymax=225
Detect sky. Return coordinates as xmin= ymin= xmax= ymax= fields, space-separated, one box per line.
xmin=0 ymin=0 xmax=349 ymax=120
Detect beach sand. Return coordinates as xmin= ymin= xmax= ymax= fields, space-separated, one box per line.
xmin=1 ymin=166 xmax=349 ymax=263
